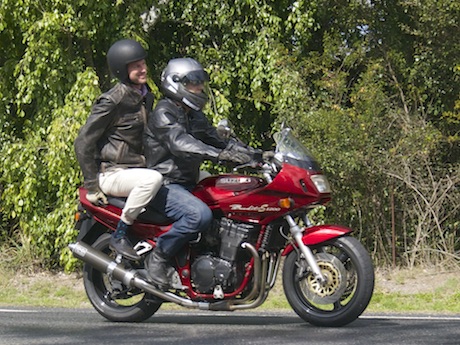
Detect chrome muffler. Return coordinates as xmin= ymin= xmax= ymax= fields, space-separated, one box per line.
xmin=69 ymin=241 xmax=209 ymax=309
xmin=69 ymin=240 xmax=264 ymax=311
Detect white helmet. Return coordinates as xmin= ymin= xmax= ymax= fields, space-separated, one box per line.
xmin=160 ymin=58 xmax=209 ymax=111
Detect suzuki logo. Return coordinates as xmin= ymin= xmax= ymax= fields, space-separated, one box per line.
xmin=219 ymin=177 xmax=252 ymax=184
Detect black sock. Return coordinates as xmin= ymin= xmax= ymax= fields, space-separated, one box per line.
xmin=113 ymin=220 xmax=129 ymax=239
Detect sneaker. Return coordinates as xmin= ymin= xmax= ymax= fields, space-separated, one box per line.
xmin=109 ymin=235 xmax=141 ymax=261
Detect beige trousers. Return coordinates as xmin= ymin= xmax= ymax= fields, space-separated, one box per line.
xmin=99 ymin=168 xmax=163 ymax=225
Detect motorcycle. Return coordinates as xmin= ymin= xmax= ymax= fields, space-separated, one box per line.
xmin=69 ymin=123 xmax=374 ymax=327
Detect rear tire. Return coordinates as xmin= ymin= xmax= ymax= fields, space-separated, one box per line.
xmin=83 ymin=233 xmax=162 ymax=322
xmin=283 ymin=236 xmax=374 ymax=327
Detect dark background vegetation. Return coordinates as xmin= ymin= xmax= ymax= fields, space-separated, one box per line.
xmin=0 ymin=0 xmax=458 ymax=271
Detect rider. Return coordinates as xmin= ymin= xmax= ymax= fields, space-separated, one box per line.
xmin=144 ymin=57 xmax=255 ymax=289
xmin=74 ymin=39 xmax=163 ymax=261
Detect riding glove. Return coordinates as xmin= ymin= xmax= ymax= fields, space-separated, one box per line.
xmin=218 ymin=144 xmax=252 ymax=164
xmin=86 ymin=190 xmax=108 ymax=205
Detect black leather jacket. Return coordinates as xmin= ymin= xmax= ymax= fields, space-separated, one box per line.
xmin=74 ymin=83 xmax=154 ymax=191
xmin=144 ymin=98 xmax=227 ymax=185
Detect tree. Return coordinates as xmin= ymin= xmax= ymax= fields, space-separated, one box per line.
xmin=274 ymin=0 xmax=460 ymax=266
xmin=0 ymin=0 xmax=157 ymax=269
xmin=0 ymin=0 xmax=458 ymax=270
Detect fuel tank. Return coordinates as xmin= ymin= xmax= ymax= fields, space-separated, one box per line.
xmin=193 ymin=175 xmax=266 ymax=205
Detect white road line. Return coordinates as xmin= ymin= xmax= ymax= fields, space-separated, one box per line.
xmin=0 ymin=309 xmax=39 ymax=313
xmin=361 ymin=315 xmax=460 ymax=321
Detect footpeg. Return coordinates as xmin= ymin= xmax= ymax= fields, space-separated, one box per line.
xmin=134 ymin=240 xmax=153 ymax=256
xmin=170 ymin=269 xmax=187 ymax=290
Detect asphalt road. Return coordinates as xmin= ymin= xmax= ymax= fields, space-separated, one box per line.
xmin=1 ymin=307 xmax=460 ymax=345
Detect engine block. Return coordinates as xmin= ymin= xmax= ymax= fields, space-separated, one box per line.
xmin=219 ymin=218 xmax=258 ymax=261
xmin=191 ymin=255 xmax=234 ymax=293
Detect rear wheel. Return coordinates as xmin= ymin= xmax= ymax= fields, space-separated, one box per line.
xmin=282 ymin=236 xmax=374 ymax=327
xmin=83 ymin=233 xmax=162 ymax=322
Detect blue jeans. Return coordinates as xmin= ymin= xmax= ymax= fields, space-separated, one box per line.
xmin=151 ymin=184 xmax=213 ymax=257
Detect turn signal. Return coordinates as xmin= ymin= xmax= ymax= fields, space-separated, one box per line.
xmin=74 ymin=212 xmax=81 ymax=222
xmin=278 ymin=198 xmax=294 ymax=209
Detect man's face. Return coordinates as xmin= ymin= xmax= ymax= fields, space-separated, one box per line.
xmin=127 ymin=59 xmax=147 ymax=85
xmin=185 ymin=83 xmax=205 ymax=94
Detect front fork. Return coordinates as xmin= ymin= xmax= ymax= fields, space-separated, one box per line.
xmin=285 ymin=214 xmax=326 ymax=284
xmin=262 ymin=165 xmax=326 ymax=284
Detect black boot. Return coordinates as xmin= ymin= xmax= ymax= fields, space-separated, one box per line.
xmin=147 ymin=247 xmax=172 ymax=290
xmin=109 ymin=220 xmax=141 ymax=261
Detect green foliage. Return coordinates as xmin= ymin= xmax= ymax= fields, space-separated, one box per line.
xmin=265 ymin=0 xmax=459 ymax=265
xmin=149 ymin=0 xmax=320 ymax=147
xmin=0 ymin=68 xmax=100 ymax=269
xmin=0 ymin=0 xmax=152 ymax=269
xmin=0 ymin=0 xmax=458 ymax=270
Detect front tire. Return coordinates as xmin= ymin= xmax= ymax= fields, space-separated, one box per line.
xmin=282 ymin=236 xmax=374 ymax=327
xmin=83 ymin=233 xmax=162 ymax=322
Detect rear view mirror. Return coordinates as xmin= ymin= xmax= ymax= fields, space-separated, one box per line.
xmin=216 ymin=119 xmax=233 ymax=139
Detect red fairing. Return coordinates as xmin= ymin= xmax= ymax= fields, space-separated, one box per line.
xmin=78 ymin=188 xmax=121 ymax=230
xmin=282 ymin=224 xmax=352 ymax=256
xmin=193 ymin=174 xmax=266 ymax=206
xmin=78 ymin=187 xmax=172 ymax=239
xmin=193 ymin=164 xmax=330 ymax=224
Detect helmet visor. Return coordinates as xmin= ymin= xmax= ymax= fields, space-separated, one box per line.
xmin=180 ymin=70 xmax=209 ymax=85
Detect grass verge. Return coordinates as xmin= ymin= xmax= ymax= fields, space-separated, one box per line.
xmin=1 ymin=265 xmax=459 ymax=314
xmin=0 ymin=267 xmax=89 ymax=308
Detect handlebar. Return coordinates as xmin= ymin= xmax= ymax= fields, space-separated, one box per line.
xmin=231 ymin=152 xmax=279 ymax=184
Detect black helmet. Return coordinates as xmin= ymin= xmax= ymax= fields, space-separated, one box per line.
xmin=160 ymin=58 xmax=209 ymax=111
xmin=107 ymin=39 xmax=147 ymax=83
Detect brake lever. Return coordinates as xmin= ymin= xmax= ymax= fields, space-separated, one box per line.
xmin=232 ymin=160 xmax=263 ymax=172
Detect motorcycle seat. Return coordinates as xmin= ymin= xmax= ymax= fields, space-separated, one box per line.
xmin=107 ymin=196 xmax=173 ymax=225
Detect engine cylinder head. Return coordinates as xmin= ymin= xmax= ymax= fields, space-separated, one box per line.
xmin=219 ymin=218 xmax=258 ymax=261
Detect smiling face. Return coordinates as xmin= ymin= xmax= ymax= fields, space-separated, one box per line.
xmin=127 ymin=59 xmax=147 ymax=87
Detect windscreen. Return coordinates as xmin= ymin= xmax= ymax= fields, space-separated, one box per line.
xmin=273 ymin=128 xmax=321 ymax=171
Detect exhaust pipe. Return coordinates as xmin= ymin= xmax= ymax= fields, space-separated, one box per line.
xmin=69 ymin=240 xmax=265 ymax=311
xmin=68 ymin=241 xmax=211 ymax=309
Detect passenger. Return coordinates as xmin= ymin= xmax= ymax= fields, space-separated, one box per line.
xmin=74 ymin=39 xmax=163 ymax=261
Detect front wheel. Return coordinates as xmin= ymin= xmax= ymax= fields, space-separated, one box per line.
xmin=83 ymin=233 xmax=162 ymax=322
xmin=282 ymin=236 xmax=374 ymax=327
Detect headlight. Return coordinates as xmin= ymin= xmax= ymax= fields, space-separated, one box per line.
xmin=310 ymin=174 xmax=331 ymax=194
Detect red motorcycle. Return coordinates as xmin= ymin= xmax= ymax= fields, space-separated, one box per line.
xmin=69 ymin=125 xmax=374 ymax=327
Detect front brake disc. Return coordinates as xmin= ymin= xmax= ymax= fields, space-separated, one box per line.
xmin=300 ymin=252 xmax=347 ymax=305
